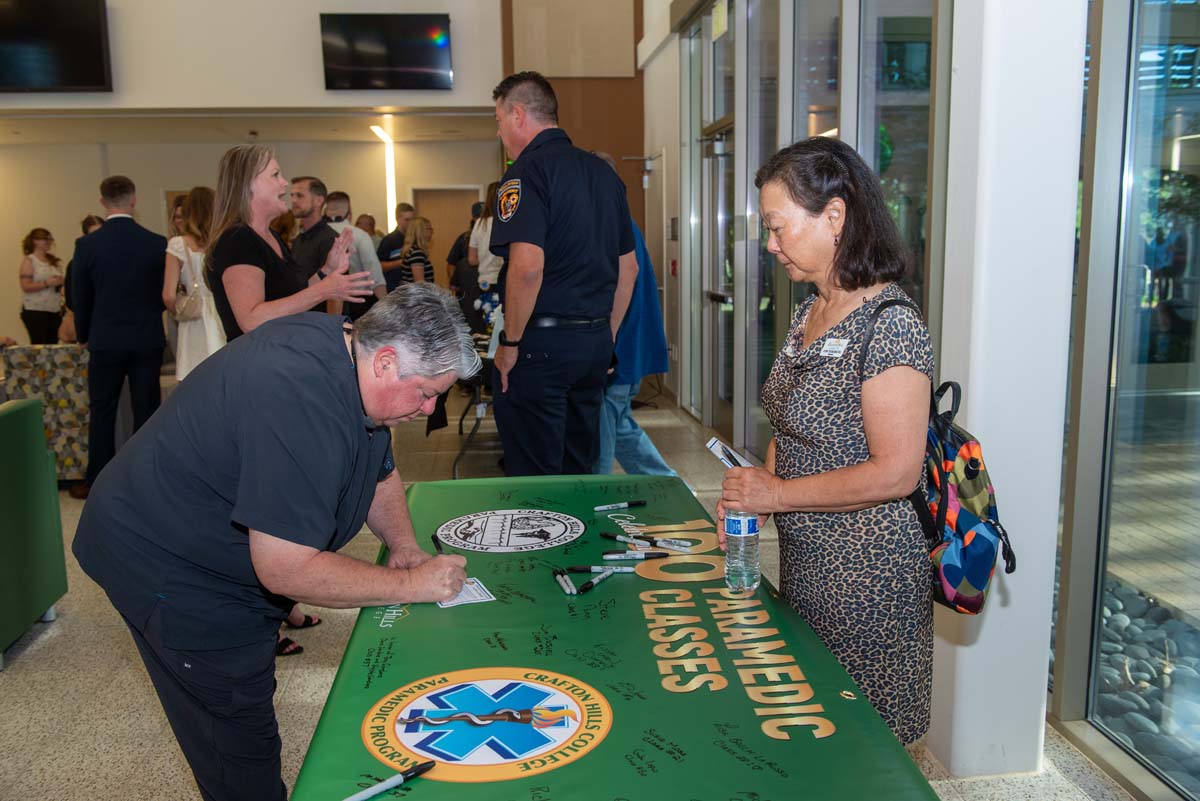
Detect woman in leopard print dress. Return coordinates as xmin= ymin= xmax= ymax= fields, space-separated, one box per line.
xmin=720 ymin=137 xmax=934 ymax=745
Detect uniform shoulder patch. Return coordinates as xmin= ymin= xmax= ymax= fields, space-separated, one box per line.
xmin=497 ymin=178 xmax=521 ymax=222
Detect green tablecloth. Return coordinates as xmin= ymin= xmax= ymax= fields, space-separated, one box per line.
xmin=293 ymin=475 xmax=937 ymax=800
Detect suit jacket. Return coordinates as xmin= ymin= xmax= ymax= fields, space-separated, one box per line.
xmin=72 ymin=216 xmax=168 ymax=351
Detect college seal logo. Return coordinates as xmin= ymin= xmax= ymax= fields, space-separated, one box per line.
xmin=497 ymin=178 xmax=521 ymax=222
xmin=436 ymin=509 xmax=584 ymax=553
xmin=361 ymin=667 xmax=613 ymax=782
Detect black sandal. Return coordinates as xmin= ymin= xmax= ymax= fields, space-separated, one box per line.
xmin=285 ymin=614 xmax=322 ymax=630
xmin=276 ymin=636 xmax=304 ymax=657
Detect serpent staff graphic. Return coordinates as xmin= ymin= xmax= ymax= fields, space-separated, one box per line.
xmin=397 ymin=707 xmax=577 ymax=728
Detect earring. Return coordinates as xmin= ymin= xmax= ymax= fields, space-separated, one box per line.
xmin=834 ymin=234 xmax=840 ymax=247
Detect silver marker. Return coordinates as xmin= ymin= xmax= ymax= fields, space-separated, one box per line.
xmin=567 ymin=565 xmax=637 ymax=573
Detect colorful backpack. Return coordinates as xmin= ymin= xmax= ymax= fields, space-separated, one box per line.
xmin=862 ymin=298 xmax=1017 ymax=615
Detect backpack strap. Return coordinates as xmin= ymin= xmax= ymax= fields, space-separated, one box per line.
xmin=933 ymin=380 xmax=961 ymax=423
xmin=909 ymin=487 xmax=941 ymax=552
xmin=856 ymin=296 xmax=923 ymax=382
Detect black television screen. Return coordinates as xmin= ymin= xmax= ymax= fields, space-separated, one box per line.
xmin=321 ymin=14 xmax=453 ymax=91
xmin=0 ymin=0 xmax=111 ymax=92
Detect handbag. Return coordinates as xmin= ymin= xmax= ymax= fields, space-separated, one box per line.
xmin=173 ymin=260 xmax=204 ymax=322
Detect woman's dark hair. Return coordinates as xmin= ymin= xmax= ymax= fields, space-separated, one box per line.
xmin=755 ymin=137 xmax=909 ymax=289
xmin=80 ymin=214 xmax=105 ymax=235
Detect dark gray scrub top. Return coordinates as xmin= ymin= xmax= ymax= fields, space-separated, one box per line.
xmin=73 ymin=312 xmax=394 ymax=650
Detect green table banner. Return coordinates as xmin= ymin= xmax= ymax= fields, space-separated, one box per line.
xmin=293 ymin=475 xmax=938 ymax=801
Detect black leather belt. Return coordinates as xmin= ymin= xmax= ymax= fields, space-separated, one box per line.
xmin=529 ymin=316 xmax=608 ymax=328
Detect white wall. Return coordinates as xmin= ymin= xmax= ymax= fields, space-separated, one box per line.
xmin=2 ymin=0 xmax=502 ymax=110
xmin=0 ymin=138 xmax=501 ymax=343
xmin=640 ymin=0 xmax=681 ymax=399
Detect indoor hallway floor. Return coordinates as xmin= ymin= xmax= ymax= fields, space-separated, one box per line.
xmin=0 ymin=387 xmax=1138 ymax=801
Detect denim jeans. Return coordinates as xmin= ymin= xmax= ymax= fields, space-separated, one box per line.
xmin=592 ymin=381 xmax=676 ymax=476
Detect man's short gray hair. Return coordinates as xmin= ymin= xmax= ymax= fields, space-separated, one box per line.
xmin=354 ymin=285 xmax=481 ymax=380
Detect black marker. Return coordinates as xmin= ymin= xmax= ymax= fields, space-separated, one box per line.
xmin=552 ymin=568 xmax=577 ymax=595
xmin=602 ymin=550 xmax=668 ymax=561
xmin=594 ymin=500 xmax=647 ymax=512
xmin=578 ymin=569 xmax=615 ymax=594
xmin=633 ymin=534 xmax=692 ymax=552
xmin=600 ymin=531 xmax=645 ymax=547
xmin=342 ymin=760 xmax=435 ymax=801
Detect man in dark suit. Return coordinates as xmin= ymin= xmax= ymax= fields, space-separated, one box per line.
xmin=70 ymin=175 xmax=167 ymax=499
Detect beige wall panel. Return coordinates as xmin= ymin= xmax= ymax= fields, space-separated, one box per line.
xmin=513 ymin=0 xmax=635 ymax=77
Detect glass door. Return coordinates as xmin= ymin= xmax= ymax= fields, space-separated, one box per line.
xmin=683 ymin=24 xmax=706 ymax=420
xmin=705 ymin=128 xmax=736 ymax=441
xmin=743 ymin=0 xmax=780 ymax=461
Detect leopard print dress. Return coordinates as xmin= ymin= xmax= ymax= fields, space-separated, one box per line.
xmin=761 ymin=282 xmax=934 ymax=745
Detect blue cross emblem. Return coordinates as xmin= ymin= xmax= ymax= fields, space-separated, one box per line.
xmin=402 ymin=682 xmax=571 ymax=762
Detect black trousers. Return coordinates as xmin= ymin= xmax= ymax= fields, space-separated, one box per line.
xmin=20 ymin=308 xmax=61 ymax=344
xmin=85 ymin=348 xmax=163 ymax=482
xmin=122 ymin=604 xmax=287 ymax=801
xmin=492 ymin=322 xmax=612 ymax=476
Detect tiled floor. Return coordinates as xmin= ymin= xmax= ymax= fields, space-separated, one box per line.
xmin=0 ymin=389 xmax=1138 ymax=800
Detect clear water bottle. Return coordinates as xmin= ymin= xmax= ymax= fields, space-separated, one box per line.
xmin=724 ymin=510 xmax=761 ymax=593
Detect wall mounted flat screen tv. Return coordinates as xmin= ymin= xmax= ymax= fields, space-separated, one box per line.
xmin=321 ymin=13 xmax=453 ymax=91
xmin=0 ymin=0 xmax=112 ymax=92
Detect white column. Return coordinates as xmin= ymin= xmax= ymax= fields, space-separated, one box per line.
xmin=925 ymin=0 xmax=1087 ymax=777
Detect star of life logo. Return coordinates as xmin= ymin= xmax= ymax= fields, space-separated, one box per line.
xmin=362 ymin=668 xmax=612 ymax=782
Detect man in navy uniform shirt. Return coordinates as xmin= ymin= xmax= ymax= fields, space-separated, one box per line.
xmin=488 ymin=71 xmax=638 ymax=476
xmin=73 ymin=286 xmax=476 ymax=801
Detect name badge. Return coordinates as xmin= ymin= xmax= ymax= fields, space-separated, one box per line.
xmin=820 ymin=338 xmax=850 ymax=358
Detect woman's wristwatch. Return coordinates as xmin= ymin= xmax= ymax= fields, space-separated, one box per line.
xmin=499 ymin=331 xmax=521 ymax=348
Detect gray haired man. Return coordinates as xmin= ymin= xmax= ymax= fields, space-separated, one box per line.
xmin=73 ymin=285 xmax=479 ymax=801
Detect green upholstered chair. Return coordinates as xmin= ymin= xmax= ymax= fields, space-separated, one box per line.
xmin=0 ymin=399 xmax=68 ymax=670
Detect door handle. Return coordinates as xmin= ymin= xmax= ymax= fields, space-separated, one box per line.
xmin=705 ymin=290 xmax=734 ymax=304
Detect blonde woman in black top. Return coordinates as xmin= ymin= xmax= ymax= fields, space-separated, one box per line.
xmin=206 ymin=145 xmax=374 ymax=340
xmin=398 ymin=216 xmax=434 ymax=284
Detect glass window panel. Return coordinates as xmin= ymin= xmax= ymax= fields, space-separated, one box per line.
xmin=1092 ymin=3 xmax=1200 ymax=797
xmin=712 ymin=0 xmax=735 ymax=122
xmin=859 ymin=1 xmax=933 ymax=310
xmin=794 ymin=1 xmax=839 ymax=141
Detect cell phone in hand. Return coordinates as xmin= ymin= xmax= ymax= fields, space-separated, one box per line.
xmin=705 ymin=436 xmax=753 ymax=469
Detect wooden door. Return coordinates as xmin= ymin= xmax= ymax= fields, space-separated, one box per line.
xmin=412 ymin=188 xmax=482 ymax=287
